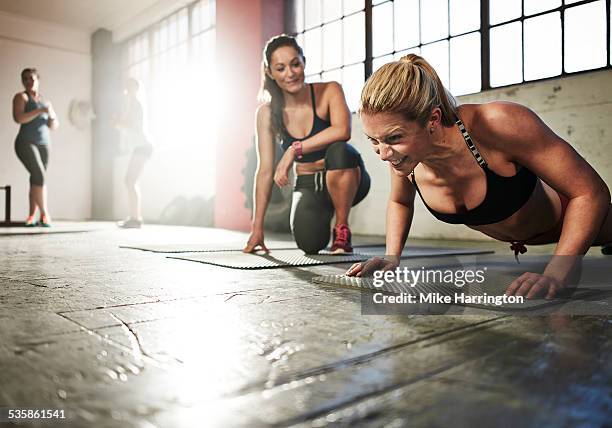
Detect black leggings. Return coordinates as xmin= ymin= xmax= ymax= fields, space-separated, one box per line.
xmin=15 ymin=141 xmax=49 ymax=186
xmin=291 ymin=142 xmax=370 ymax=254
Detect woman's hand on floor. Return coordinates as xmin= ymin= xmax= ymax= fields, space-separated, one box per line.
xmin=505 ymin=256 xmax=582 ymax=299
xmin=346 ymin=256 xmax=400 ymax=277
xmin=505 ymin=272 xmax=565 ymax=299
xmin=243 ymin=230 xmax=269 ymax=253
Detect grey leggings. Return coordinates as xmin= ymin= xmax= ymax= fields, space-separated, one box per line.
xmin=15 ymin=141 xmax=49 ymax=186
xmin=291 ymin=142 xmax=370 ymax=254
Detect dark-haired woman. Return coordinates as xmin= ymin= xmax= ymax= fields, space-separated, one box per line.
xmin=244 ymin=35 xmax=370 ymax=254
xmin=347 ymin=54 xmax=612 ymax=299
xmin=12 ymin=68 xmax=59 ymax=227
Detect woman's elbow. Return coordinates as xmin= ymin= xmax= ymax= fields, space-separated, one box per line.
xmin=339 ymin=126 xmax=351 ymax=141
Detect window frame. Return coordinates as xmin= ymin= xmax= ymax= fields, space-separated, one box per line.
xmin=286 ymin=0 xmax=612 ymax=94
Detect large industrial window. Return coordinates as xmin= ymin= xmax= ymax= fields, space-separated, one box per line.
xmin=489 ymin=0 xmax=609 ymax=87
xmin=287 ymin=0 xmax=611 ymax=102
xmin=291 ymin=0 xmax=366 ymax=111
xmin=124 ymin=1 xmax=215 ymax=146
xmin=123 ymin=0 xmax=216 ymax=198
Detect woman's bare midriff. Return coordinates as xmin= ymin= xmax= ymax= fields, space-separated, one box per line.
xmin=469 ymin=180 xmax=564 ymax=243
xmin=295 ymin=159 xmax=325 ymax=175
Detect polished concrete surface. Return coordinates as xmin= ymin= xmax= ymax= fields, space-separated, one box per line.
xmin=1 ymin=223 xmax=611 ymax=427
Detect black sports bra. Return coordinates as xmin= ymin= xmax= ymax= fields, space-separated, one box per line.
xmin=411 ymin=119 xmax=538 ymax=226
xmin=280 ymin=84 xmax=330 ymax=163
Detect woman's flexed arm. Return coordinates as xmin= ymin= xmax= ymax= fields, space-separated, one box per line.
xmin=298 ymin=82 xmax=351 ymax=154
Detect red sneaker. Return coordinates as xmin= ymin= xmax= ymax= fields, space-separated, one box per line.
xmin=330 ymin=224 xmax=353 ymax=254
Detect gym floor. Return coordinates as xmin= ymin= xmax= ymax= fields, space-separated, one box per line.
xmin=1 ymin=223 xmax=611 ymax=427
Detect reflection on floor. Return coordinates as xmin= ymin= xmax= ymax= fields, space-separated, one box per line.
xmin=1 ymin=223 xmax=611 ymax=427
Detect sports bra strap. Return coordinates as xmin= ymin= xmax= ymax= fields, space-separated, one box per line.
xmin=309 ymin=84 xmax=316 ymax=111
xmin=456 ymin=118 xmax=488 ymax=169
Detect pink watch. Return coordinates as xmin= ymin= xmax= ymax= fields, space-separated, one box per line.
xmin=292 ymin=141 xmax=303 ymax=160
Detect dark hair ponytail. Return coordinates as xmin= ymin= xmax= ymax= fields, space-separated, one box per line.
xmin=259 ymin=35 xmax=305 ymax=137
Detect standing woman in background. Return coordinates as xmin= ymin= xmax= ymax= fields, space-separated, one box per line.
xmin=112 ymin=78 xmax=153 ymax=229
xmin=244 ymin=35 xmax=371 ymax=254
xmin=12 ymin=68 xmax=58 ymax=227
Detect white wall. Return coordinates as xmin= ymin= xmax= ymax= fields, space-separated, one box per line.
xmin=0 ymin=12 xmax=92 ymax=221
xmin=349 ymin=70 xmax=612 ymax=240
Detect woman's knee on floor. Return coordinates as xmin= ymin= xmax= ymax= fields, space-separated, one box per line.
xmin=293 ymin=223 xmax=330 ymax=254
xmin=291 ymin=192 xmax=333 ymax=254
xmin=324 ymin=142 xmax=360 ymax=171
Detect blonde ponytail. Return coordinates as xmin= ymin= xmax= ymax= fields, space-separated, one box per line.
xmin=360 ymin=54 xmax=457 ymax=126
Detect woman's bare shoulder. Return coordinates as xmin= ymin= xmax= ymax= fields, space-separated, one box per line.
xmin=13 ymin=92 xmax=27 ymax=102
xmin=472 ymin=101 xmax=533 ymax=129
xmin=256 ymin=102 xmax=272 ymax=119
xmin=316 ymin=81 xmax=343 ymax=96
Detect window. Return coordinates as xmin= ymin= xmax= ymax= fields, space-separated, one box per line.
xmin=489 ymin=0 xmax=608 ymax=87
xmin=290 ymin=0 xmax=366 ymax=111
xmin=123 ymin=0 xmax=216 ymax=197
xmin=124 ymin=0 xmax=216 ymax=147
xmin=288 ymin=0 xmax=611 ymax=98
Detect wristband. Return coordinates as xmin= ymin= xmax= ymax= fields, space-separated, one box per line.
xmin=291 ymin=141 xmax=303 ymax=160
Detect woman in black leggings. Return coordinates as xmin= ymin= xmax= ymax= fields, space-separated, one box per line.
xmin=244 ymin=35 xmax=370 ymax=254
xmin=12 ymin=68 xmax=59 ymax=227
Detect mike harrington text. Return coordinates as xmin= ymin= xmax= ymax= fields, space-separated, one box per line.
xmin=372 ymin=292 xmax=524 ymax=306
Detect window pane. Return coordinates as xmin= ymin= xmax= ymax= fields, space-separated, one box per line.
xmin=372 ymin=0 xmax=386 ymax=4
xmin=296 ymin=33 xmax=305 ymax=52
xmin=304 ymin=27 xmax=322 ymax=73
xmin=191 ymin=0 xmax=214 ymax=35
xmin=421 ymin=39 xmax=450 ymax=88
xmin=295 ymin=0 xmax=305 ymax=32
xmin=565 ymin=0 xmax=583 ymax=3
xmin=524 ymin=12 xmax=561 ymax=80
xmin=128 ymin=34 xmax=149 ymax=65
xmin=394 ymin=47 xmax=421 ymax=60
xmin=524 ymin=0 xmax=560 ymax=16
xmin=344 ymin=0 xmax=364 ymax=14
xmin=344 ymin=12 xmax=365 ymax=64
xmin=421 ymin=0 xmax=449 ymax=43
xmin=372 ymin=2 xmax=394 ymax=57
xmin=192 ymin=1 xmax=201 ymax=34
xmin=450 ymin=32 xmax=481 ymax=96
xmin=490 ymin=22 xmax=522 ymax=87
xmin=450 ymin=0 xmax=480 ymax=36
xmin=565 ymin=1 xmax=607 ymax=72
xmin=323 ymin=0 xmax=342 ymax=22
xmin=322 ymin=68 xmax=342 ymax=83
xmin=305 ymin=0 xmax=322 ymax=29
xmin=155 ymin=22 xmax=168 ymax=53
xmin=192 ymin=31 xmax=215 ymax=68
xmin=373 ymin=54 xmax=393 ymax=72
xmin=192 ymin=31 xmax=215 ymax=83
xmin=342 ymin=63 xmax=365 ymax=112
xmin=394 ymin=0 xmax=420 ymax=51
xmin=178 ymin=9 xmax=188 ymax=42
xmin=490 ymin=0 xmax=521 ymax=25
xmin=322 ymin=21 xmax=342 ymax=70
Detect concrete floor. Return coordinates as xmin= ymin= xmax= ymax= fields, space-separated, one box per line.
xmin=0 ymin=223 xmax=611 ymax=427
